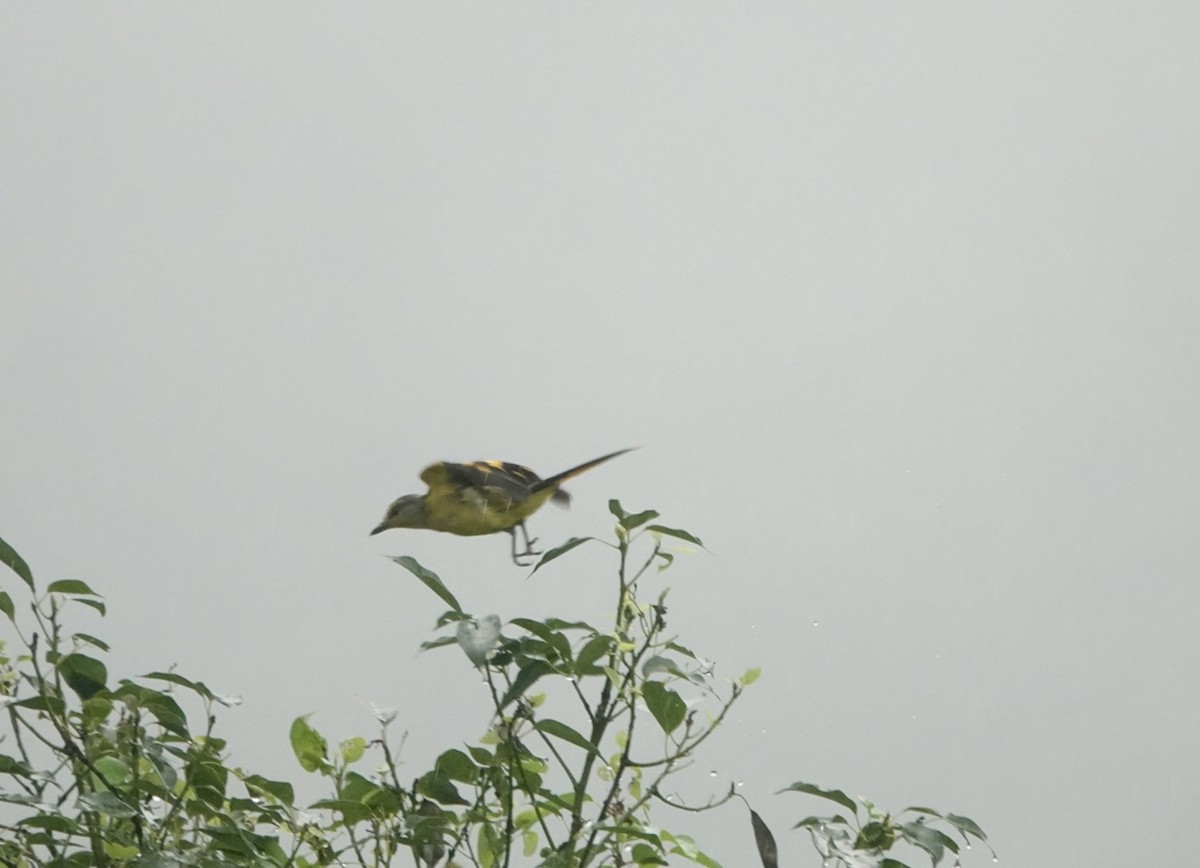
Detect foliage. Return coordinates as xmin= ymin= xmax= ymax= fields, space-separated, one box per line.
xmin=777 ymin=783 xmax=992 ymax=868
xmin=288 ymin=499 xmax=743 ymax=866
xmin=0 ymin=505 xmax=988 ymax=867
xmin=0 ymin=540 xmax=304 ymax=867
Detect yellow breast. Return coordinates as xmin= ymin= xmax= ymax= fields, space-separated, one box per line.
xmin=423 ymin=485 xmax=558 ymax=536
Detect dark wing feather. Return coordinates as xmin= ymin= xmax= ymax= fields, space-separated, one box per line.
xmin=439 ymin=460 xmax=544 ymax=501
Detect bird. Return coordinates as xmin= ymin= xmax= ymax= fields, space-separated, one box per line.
xmin=370 ymin=448 xmax=633 ymax=564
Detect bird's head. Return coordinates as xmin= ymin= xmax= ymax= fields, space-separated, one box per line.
xmin=370 ymin=494 xmax=430 ymax=535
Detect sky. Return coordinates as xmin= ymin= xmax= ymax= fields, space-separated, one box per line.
xmin=3 ymin=4 xmax=1199 ymax=866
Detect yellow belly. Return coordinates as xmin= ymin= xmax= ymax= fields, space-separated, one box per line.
xmin=424 ymin=486 xmax=557 ymax=536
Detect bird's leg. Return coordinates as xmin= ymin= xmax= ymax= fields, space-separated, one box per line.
xmin=508 ymin=528 xmax=520 ymax=564
xmin=509 ymin=522 xmax=541 ymax=566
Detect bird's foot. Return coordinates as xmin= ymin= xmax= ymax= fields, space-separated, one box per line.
xmin=512 ymin=537 xmax=541 ymax=566
xmin=509 ymin=525 xmax=542 ymax=566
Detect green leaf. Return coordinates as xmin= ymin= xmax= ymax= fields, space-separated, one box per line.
xmin=615 ymin=826 xmax=664 ymax=846
xmin=642 ymin=681 xmax=687 ymax=734
xmin=498 ymin=660 xmax=555 ymax=711
xmin=661 ymin=831 xmax=721 ymax=868
xmin=290 ymin=715 xmax=330 ymax=773
xmin=645 ymin=525 xmax=704 ymax=547
xmin=336 ymin=771 xmax=377 ymax=801
xmin=510 ymin=616 xmax=553 ymax=641
xmin=390 ymin=556 xmax=461 ymax=614
xmin=793 ymin=814 xmax=852 ymax=829
xmin=535 ymin=719 xmax=600 ymax=755
xmin=0 ymin=590 xmax=13 ymax=621
xmin=529 ymin=537 xmax=594 ymax=574
xmin=415 ymin=769 xmax=467 ymax=805
xmin=142 ymin=691 xmax=190 ymax=737
xmin=535 ymin=791 xmax=574 ymax=815
xmin=641 ymin=655 xmax=680 ymax=677
xmin=511 ymin=618 xmax=573 ymax=661
xmin=78 ymin=791 xmax=138 ymax=818
xmin=18 ymin=813 xmax=80 ymax=833
xmin=780 ymin=780 xmax=859 ymax=815
xmin=0 ymin=753 xmax=35 ymax=777
xmin=74 ymin=597 xmax=107 ymax=616
xmin=92 ymin=755 xmax=130 ymax=787
xmin=355 ymin=780 xmax=403 ymax=814
xmin=420 ymin=635 xmax=459 ymax=652
xmin=576 ymin=634 xmax=614 ymax=674
xmin=310 ymin=797 xmax=372 ymax=824
xmin=142 ymin=745 xmax=178 ymax=791
xmin=189 ymin=759 xmax=229 ymax=807
xmin=243 ymin=774 xmax=295 ymax=806
xmin=201 ymin=824 xmax=278 ymax=858
xmin=630 ymin=842 xmax=668 ymax=864
xmin=12 ymin=694 xmax=66 ymax=714
xmin=944 ymin=812 xmax=989 ymax=842
xmin=81 ymin=695 xmax=113 ymax=726
xmin=749 ymin=807 xmax=779 ymax=868
xmin=104 ymin=841 xmax=140 ymax=861
xmin=542 ymin=617 xmax=596 ymax=631
xmin=467 ymin=744 xmax=494 ymax=766
xmin=435 ymin=608 xmax=471 ymax=627
xmin=0 ymin=535 xmax=34 ymax=590
xmin=142 ymin=670 xmax=217 ymax=702
xmin=608 ymin=499 xmax=628 ymax=520
xmin=325 ymin=789 xmax=376 ymax=817
xmin=434 ymin=748 xmax=478 ymax=783
xmin=855 ymin=820 xmax=896 ymax=850
xmin=666 ymin=640 xmax=698 ymax=660
xmin=620 ymin=509 xmax=660 ymax=531
xmin=48 ymin=579 xmax=101 ymax=596
xmin=340 ymin=737 xmax=367 ymax=764
xmin=899 ymin=821 xmax=957 ymax=864
xmin=58 ymin=653 xmax=108 ymax=700
xmin=72 ymin=632 xmax=110 ymax=652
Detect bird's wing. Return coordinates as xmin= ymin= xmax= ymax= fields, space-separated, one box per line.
xmin=417 ymin=460 xmax=553 ymax=533
xmin=423 ymin=460 xmax=543 ymax=502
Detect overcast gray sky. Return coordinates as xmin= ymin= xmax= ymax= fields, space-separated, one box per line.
xmin=3 ymin=5 xmax=1198 ymax=866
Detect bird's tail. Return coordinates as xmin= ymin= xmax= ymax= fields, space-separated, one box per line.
xmin=533 ymin=448 xmax=635 ymax=503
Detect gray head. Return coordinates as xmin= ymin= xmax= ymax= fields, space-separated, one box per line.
xmin=370 ymin=494 xmax=430 ymax=535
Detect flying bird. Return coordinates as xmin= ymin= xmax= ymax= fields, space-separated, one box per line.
xmin=371 ymin=448 xmax=633 ymax=564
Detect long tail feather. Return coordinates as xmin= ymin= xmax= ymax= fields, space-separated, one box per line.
xmin=532 ymin=448 xmax=635 ymax=494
